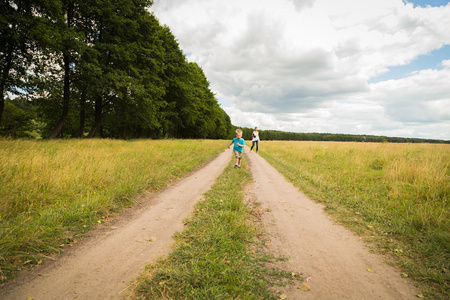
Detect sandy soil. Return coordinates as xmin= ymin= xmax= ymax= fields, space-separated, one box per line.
xmin=245 ymin=148 xmax=418 ymax=299
xmin=0 ymin=149 xmax=231 ymax=300
xmin=0 ymin=146 xmax=418 ymax=300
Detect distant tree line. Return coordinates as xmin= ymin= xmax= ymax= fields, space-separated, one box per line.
xmin=1 ymin=0 xmax=231 ymax=139
xmin=234 ymin=127 xmax=449 ymax=144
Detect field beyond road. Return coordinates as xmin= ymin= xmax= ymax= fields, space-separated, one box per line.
xmin=260 ymin=141 xmax=449 ymax=299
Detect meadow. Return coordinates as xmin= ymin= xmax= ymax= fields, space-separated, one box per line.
xmin=1 ymin=139 xmax=448 ymax=299
xmin=260 ymin=141 xmax=449 ymax=299
xmin=0 ymin=139 xmax=225 ymax=283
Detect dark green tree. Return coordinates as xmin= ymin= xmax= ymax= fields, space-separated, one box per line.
xmin=157 ymin=26 xmax=188 ymax=138
xmin=85 ymin=0 xmax=164 ymax=138
xmin=0 ymin=101 xmax=31 ymax=136
xmin=1 ymin=0 xmax=234 ymax=141
xmin=46 ymin=0 xmax=91 ymax=139
xmin=0 ymin=0 xmax=59 ymax=125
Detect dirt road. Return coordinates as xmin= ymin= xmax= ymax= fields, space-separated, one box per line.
xmin=0 ymin=150 xmax=231 ymax=300
xmin=1 ymin=147 xmax=418 ymax=299
xmin=245 ymin=148 xmax=417 ymax=299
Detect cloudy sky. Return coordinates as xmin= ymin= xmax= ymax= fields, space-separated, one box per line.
xmin=150 ymin=0 xmax=450 ymax=140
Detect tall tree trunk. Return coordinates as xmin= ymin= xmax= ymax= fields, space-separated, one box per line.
xmin=117 ymin=126 xmax=124 ymax=139
xmin=47 ymin=3 xmax=74 ymax=139
xmin=0 ymin=89 xmax=4 ymax=126
xmin=148 ymin=129 xmax=158 ymax=139
xmin=120 ymin=126 xmax=126 ymax=139
xmin=77 ymin=87 xmax=87 ymax=138
xmin=134 ymin=126 xmax=142 ymax=139
xmin=87 ymin=96 xmax=102 ymax=138
xmin=0 ymin=43 xmax=14 ymax=125
xmin=47 ymin=51 xmax=71 ymax=139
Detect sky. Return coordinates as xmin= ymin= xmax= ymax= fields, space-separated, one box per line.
xmin=149 ymin=0 xmax=450 ymax=140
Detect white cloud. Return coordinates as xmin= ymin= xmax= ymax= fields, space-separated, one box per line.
xmin=151 ymin=0 xmax=450 ymax=140
xmin=290 ymin=0 xmax=316 ymax=11
xmin=369 ymin=67 xmax=450 ymax=123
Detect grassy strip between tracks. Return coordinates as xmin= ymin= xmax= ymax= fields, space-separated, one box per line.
xmin=0 ymin=139 xmax=226 ymax=284
xmin=260 ymin=141 xmax=449 ymax=300
xmin=130 ymin=159 xmax=301 ymax=300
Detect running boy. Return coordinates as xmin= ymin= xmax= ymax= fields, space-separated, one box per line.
xmin=228 ymin=129 xmax=245 ymax=168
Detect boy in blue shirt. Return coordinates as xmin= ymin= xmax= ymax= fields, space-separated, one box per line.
xmin=228 ymin=129 xmax=245 ymax=168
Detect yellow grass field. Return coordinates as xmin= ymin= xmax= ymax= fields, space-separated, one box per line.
xmin=260 ymin=141 xmax=449 ymax=298
xmin=0 ymin=139 xmax=226 ymax=283
xmin=1 ymin=139 xmax=448 ymax=298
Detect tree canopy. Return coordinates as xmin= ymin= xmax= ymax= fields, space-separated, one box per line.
xmin=1 ymin=0 xmax=231 ymax=139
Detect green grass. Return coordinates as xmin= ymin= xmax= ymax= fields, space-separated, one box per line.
xmin=259 ymin=141 xmax=449 ymax=299
xmin=0 ymin=139 xmax=225 ymax=283
xmin=130 ymin=159 xmax=300 ymax=300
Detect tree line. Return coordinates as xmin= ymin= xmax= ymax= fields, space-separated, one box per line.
xmin=1 ymin=0 xmax=232 ymax=139
xmin=235 ymin=127 xmax=449 ymax=144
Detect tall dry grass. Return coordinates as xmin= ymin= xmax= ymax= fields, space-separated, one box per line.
xmin=0 ymin=138 xmax=225 ymax=283
xmin=260 ymin=141 xmax=449 ymax=299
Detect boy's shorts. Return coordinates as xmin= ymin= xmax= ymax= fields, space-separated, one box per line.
xmin=234 ymin=150 xmax=243 ymax=159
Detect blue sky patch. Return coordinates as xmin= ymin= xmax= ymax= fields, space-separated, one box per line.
xmin=369 ymin=44 xmax=450 ymax=83
xmin=218 ymin=97 xmax=232 ymax=107
xmin=403 ymin=0 xmax=450 ymax=7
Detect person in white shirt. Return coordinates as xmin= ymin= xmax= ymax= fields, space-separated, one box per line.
xmin=250 ymin=127 xmax=260 ymax=153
